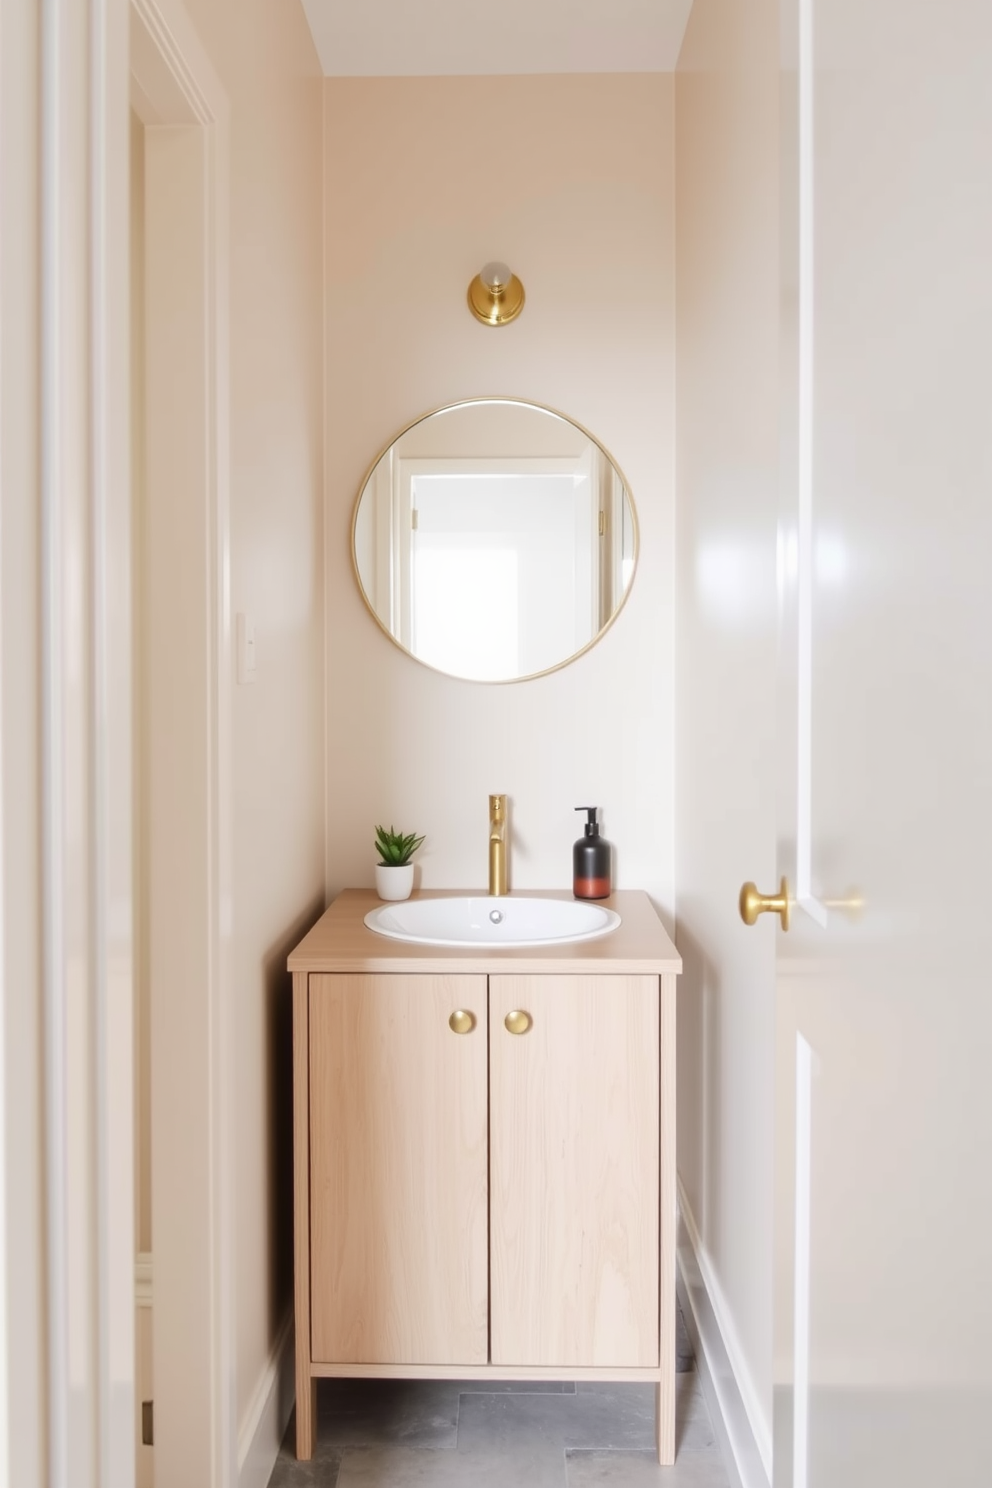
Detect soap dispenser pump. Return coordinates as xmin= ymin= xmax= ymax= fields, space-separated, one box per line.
xmin=573 ymin=807 xmax=613 ymax=900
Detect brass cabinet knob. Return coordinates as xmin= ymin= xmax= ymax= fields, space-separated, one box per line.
xmin=504 ymin=1009 xmax=533 ymax=1036
xmin=739 ymin=877 xmax=791 ymax=932
xmin=448 ymin=1009 xmax=477 ymax=1035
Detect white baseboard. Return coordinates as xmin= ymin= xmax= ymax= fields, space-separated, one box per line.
xmin=237 ymin=1308 xmax=296 ymax=1488
xmin=677 ymin=1180 xmax=771 ymax=1488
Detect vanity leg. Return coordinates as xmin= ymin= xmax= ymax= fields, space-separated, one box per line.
xmin=293 ymin=970 xmax=316 ymax=1459
xmin=657 ymin=970 xmax=677 ymax=1465
xmin=295 ymin=1371 xmax=316 ymax=1461
xmin=656 ymin=1379 xmax=674 ymax=1466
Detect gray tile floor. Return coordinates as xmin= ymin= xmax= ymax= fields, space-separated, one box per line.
xmin=268 ymin=1308 xmax=729 ymax=1488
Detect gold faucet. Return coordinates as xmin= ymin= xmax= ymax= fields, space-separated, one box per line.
xmin=488 ymin=794 xmax=508 ymax=896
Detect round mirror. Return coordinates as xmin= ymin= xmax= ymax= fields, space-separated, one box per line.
xmin=351 ymin=399 xmax=638 ymax=683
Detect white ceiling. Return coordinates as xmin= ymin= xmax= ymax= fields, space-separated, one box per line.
xmin=300 ymin=0 xmax=694 ymax=77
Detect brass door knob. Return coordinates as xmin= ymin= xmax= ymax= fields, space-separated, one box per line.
xmin=504 ymin=1010 xmax=533 ymax=1036
xmin=739 ymin=877 xmax=791 ymax=932
xmin=448 ymin=1009 xmax=476 ymax=1035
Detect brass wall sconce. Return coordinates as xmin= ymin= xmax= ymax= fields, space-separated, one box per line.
xmin=467 ymin=261 xmax=525 ymax=327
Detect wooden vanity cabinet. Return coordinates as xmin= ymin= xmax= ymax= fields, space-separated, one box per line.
xmin=289 ymin=891 xmax=680 ymax=1465
xmin=489 ymin=974 xmax=659 ymax=1368
xmin=308 ymin=973 xmax=489 ymax=1366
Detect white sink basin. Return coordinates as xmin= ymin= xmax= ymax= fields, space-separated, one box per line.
xmin=364 ymin=895 xmax=621 ymax=949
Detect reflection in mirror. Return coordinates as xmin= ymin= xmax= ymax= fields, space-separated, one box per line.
xmin=352 ymin=399 xmax=637 ymax=682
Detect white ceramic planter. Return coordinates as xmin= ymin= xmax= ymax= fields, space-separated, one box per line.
xmin=375 ymin=863 xmax=415 ymax=902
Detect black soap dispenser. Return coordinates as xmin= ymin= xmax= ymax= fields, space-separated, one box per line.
xmin=573 ymin=807 xmax=613 ymax=900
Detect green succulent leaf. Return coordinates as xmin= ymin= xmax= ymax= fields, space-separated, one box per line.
xmin=373 ymin=823 xmax=425 ymax=867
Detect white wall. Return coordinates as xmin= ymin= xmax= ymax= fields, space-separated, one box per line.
xmin=175 ymin=0 xmax=326 ymax=1452
xmin=674 ymin=0 xmax=779 ymax=1461
xmin=324 ymin=75 xmax=676 ymax=913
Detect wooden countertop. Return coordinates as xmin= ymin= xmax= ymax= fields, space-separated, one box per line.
xmin=287 ymin=888 xmax=681 ymax=976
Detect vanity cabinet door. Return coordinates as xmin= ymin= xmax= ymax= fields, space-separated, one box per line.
xmin=309 ymin=973 xmax=489 ymax=1365
xmin=489 ymin=974 xmax=660 ymax=1367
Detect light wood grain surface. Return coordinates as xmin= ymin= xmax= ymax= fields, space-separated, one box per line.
xmin=489 ymin=975 xmax=660 ymax=1369
xmin=287 ymin=889 xmax=681 ymax=976
xmin=292 ymin=971 xmax=317 ymax=1458
xmin=308 ymin=1361 xmax=664 ymax=1381
xmin=657 ymin=970 xmax=678 ymax=1464
xmin=309 ymin=973 xmax=489 ymax=1366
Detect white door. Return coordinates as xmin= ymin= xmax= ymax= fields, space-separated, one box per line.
xmin=769 ymin=1 xmax=992 ymax=1484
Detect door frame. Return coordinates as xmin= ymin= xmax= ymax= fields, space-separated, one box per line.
xmin=129 ymin=0 xmax=235 ymax=1483
xmin=1 ymin=0 xmax=142 ymax=1479
xmin=32 ymin=0 xmax=135 ymax=1482
xmin=7 ymin=0 xmax=237 ymax=1480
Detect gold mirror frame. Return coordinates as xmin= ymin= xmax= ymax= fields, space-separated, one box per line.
xmin=350 ymin=397 xmax=639 ymax=684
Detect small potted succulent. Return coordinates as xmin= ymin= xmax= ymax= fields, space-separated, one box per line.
xmin=374 ymin=824 xmax=425 ymax=902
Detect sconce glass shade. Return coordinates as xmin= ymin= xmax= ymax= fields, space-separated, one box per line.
xmin=468 ymin=261 xmax=525 ymax=326
xmin=481 ymin=261 xmax=512 ymax=292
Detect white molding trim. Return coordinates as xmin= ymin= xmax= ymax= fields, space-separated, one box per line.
xmin=131 ymin=0 xmax=224 ymax=124
xmin=236 ymin=1310 xmax=295 ymax=1488
xmin=39 ymin=0 xmax=134 ymax=1483
xmin=677 ymin=1180 xmax=772 ymax=1488
xmin=130 ymin=2 xmax=233 ymax=1483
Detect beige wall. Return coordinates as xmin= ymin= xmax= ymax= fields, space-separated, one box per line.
xmin=674 ymin=0 xmax=779 ymax=1457
xmin=178 ymin=0 xmax=326 ymax=1444
xmin=324 ymin=75 xmax=675 ymax=911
